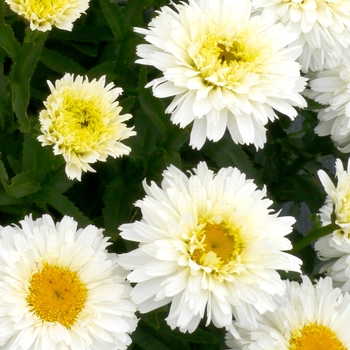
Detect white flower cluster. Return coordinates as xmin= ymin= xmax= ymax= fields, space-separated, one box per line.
xmin=5 ymin=0 xmax=350 ymax=348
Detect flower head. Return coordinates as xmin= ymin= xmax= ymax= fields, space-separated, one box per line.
xmin=0 ymin=214 xmax=138 ymax=350
xmin=135 ymin=0 xmax=306 ymax=150
xmin=314 ymin=159 xmax=350 ymax=290
xmin=5 ymin=0 xmax=90 ymax=31
xmin=226 ymin=276 xmax=350 ymax=349
xmin=118 ymin=162 xmax=302 ymax=333
xmin=307 ymin=63 xmax=350 ymax=152
xmin=252 ymin=0 xmax=350 ymax=73
xmin=38 ymin=73 xmax=136 ymax=181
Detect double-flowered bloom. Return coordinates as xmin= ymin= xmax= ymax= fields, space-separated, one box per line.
xmin=119 ymin=162 xmax=301 ymax=333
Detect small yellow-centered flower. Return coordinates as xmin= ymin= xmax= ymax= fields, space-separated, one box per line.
xmin=38 ymin=73 xmax=136 ymax=181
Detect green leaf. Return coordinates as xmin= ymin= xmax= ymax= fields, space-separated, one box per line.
xmin=40 ymin=165 xmax=75 ymax=194
xmin=119 ymin=95 xmax=136 ymax=113
xmin=88 ymin=61 xmax=118 ymax=81
xmin=7 ymin=155 xmax=22 ymax=175
xmin=273 ymin=175 xmax=324 ymax=213
xmin=70 ymin=42 xmax=99 ymax=57
xmin=132 ymin=320 xmax=190 ymax=350
xmin=40 ymin=47 xmax=86 ymax=75
xmin=99 ymin=0 xmax=127 ymax=42
xmin=23 ymin=27 xmax=42 ymax=43
xmin=102 ymin=175 xmax=136 ymax=238
xmin=124 ymin=0 xmax=153 ymax=26
xmin=1 ymin=172 xmax=40 ymax=198
xmin=0 ymin=190 xmax=23 ymax=206
xmin=0 ymin=1 xmax=20 ymax=59
xmin=203 ymin=135 xmax=259 ymax=180
xmin=0 ymin=53 xmax=11 ymax=129
xmin=9 ymin=31 xmax=48 ymax=132
xmin=10 ymin=80 xmax=31 ymax=132
xmin=34 ymin=186 xmax=91 ymax=227
xmin=22 ymin=130 xmax=64 ymax=183
xmin=22 ymin=131 xmax=38 ymax=178
xmin=10 ymin=31 xmax=49 ymax=82
xmin=138 ymin=66 xmax=169 ymax=137
xmin=0 ymin=157 xmax=8 ymax=181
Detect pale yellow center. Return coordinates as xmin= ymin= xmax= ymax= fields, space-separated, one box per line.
xmin=192 ymin=30 xmax=263 ymax=88
xmin=289 ymin=323 xmax=346 ymax=350
xmin=52 ymin=91 xmax=116 ymax=153
xmin=192 ymin=222 xmax=242 ymax=265
xmin=28 ymin=0 xmax=70 ymax=18
xmin=27 ymin=264 xmax=87 ymax=328
xmin=332 ymin=189 xmax=350 ymax=238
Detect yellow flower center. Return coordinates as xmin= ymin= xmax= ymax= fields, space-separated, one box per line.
xmin=28 ymin=0 xmax=70 ymax=18
xmin=335 ymin=192 xmax=350 ymax=235
xmin=191 ymin=27 xmax=266 ymax=89
xmin=52 ymin=91 xmax=117 ymax=153
xmin=27 ymin=264 xmax=87 ymax=328
xmin=289 ymin=323 xmax=346 ymax=350
xmin=192 ymin=222 xmax=242 ymax=265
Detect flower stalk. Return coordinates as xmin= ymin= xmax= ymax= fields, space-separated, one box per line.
xmin=291 ymin=223 xmax=339 ymax=253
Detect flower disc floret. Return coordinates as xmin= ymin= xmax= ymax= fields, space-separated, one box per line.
xmin=5 ymin=0 xmax=90 ymax=31
xmin=226 ymin=276 xmax=350 ymax=349
xmin=118 ymin=162 xmax=301 ymax=333
xmin=27 ymin=264 xmax=87 ymax=328
xmin=0 ymin=214 xmax=138 ymax=349
xmin=135 ymin=0 xmax=306 ymax=150
xmin=38 ymin=73 xmax=136 ymax=181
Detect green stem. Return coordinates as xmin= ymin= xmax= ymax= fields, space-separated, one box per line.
xmin=291 ymin=223 xmax=339 ymax=253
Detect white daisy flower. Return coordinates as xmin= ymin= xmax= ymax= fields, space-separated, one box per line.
xmin=118 ymin=162 xmax=302 ymax=333
xmin=226 ymin=275 xmax=350 ymax=349
xmin=135 ymin=0 xmax=307 ymax=150
xmin=252 ymin=0 xmax=350 ymax=73
xmin=0 ymin=214 xmax=138 ymax=349
xmin=314 ymin=158 xmax=350 ymax=290
xmin=38 ymin=73 xmax=136 ymax=181
xmin=5 ymin=0 xmax=90 ymax=32
xmin=307 ymin=63 xmax=350 ymax=153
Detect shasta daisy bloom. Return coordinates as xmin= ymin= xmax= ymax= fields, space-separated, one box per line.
xmin=135 ymin=0 xmax=307 ymax=150
xmin=118 ymin=162 xmax=302 ymax=333
xmin=226 ymin=275 xmax=350 ymax=349
xmin=38 ymin=73 xmax=136 ymax=181
xmin=0 ymin=214 xmax=138 ymax=350
xmin=5 ymin=0 xmax=90 ymax=32
xmin=252 ymin=0 xmax=350 ymax=73
xmin=307 ymin=63 xmax=350 ymax=153
xmin=314 ymin=158 xmax=350 ymax=291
